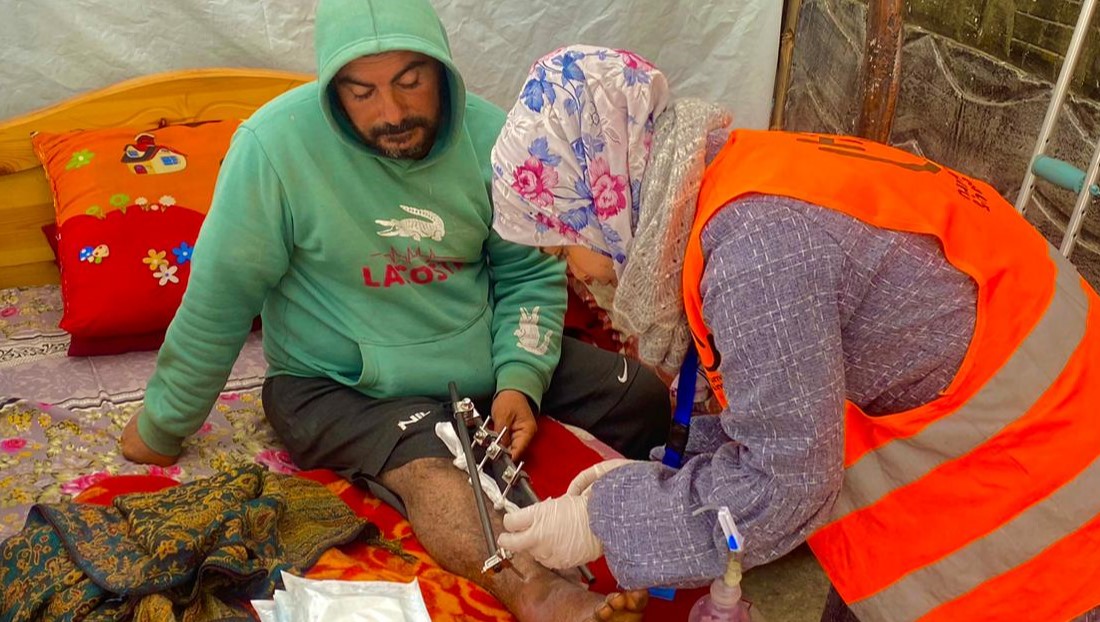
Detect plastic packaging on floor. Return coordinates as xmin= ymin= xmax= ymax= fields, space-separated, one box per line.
xmin=252 ymin=572 xmax=432 ymax=622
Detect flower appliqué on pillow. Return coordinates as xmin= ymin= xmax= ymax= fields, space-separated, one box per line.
xmin=65 ymin=149 xmax=95 ymax=170
xmin=153 ymin=264 xmax=179 ymax=286
xmin=143 ymin=249 xmax=169 ymax=271
xmin=172 ymin=242 xmax=193 ymax=265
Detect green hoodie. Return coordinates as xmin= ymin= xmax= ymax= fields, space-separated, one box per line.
xmin=139 ymin=0 xmax=566 ymax=456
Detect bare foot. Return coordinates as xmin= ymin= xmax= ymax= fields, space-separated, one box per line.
xmin=590 ymin=589 xmax=648 ymax=622
xmin=517 ymin=581 xmax=648 ymax=622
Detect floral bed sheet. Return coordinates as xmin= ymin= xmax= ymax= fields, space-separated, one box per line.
xmin=0 ymin=285 xmax=286 ymax=542
xmin=0 ymin=285 xmax=706 ymax=621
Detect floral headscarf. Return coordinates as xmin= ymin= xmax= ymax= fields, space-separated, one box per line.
xmin=491 ymin=45 xmax=671 ymax=275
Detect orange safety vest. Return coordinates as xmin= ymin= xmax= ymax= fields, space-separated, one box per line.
xmin=682 ymin=130 xmax=1100 ymax=622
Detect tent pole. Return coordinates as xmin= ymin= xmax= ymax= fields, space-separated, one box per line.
xmin=770 ymin=0 xmax=804 ymax=130
xmin=856 ymin=0 xmax=904 ymax=142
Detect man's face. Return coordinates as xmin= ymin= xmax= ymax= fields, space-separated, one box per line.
xmin=334 ymin=51 xmax=444 ymax=160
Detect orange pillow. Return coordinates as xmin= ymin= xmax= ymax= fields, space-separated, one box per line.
xmin=32 ymin=121 xmax=240 ymax=355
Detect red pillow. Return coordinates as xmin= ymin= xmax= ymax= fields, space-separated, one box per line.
xmin=40 ymin=224 xmax=261 ymax=358
xmin=32 ymin=121 xmax=239 ymax=355
xmin=41 ymin=222 xmax=166 ymax=354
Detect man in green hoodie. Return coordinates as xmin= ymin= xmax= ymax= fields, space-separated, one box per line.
xmin=119 ymin=0 xmax=664 ymax=619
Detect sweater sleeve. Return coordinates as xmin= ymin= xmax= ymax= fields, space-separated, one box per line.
xmin=139 ymin=127 xmax=292 ymax=456
xmin=587 ymin=200 xmax=846 ymax=588
xmin=486 ymin=231 xmax=567 ymax=408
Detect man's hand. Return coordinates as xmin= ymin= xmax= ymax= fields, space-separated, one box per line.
xmin=120 ymin=411 xmax=179 ymax=467
xmin=491 ymin=389 xmax=537 ymax=458
xmin=498 ymin=494 xmax=603 ymax=569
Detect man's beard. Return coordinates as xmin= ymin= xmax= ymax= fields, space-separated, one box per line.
xmin=363 ymin=116 xmax=439 ymax=160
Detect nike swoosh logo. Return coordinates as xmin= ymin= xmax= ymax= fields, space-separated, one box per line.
xmin=617 ymin=359 xmax=629 ymax=383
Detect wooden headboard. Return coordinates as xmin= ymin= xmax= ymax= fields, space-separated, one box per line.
xmin=0 ymin=68 xmax=312 ymax=289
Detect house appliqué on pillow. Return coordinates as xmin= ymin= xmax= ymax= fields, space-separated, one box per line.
xmin=376 ymin=205 xmax=445 ymax=242
xmin=515 ymin=306 xmax=553 ymax=355
xmin=121 ymin=133 xmax=187 ymax=175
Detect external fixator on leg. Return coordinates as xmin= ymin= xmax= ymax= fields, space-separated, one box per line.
xmin=447 ymin=381 xmax=595 ymax=585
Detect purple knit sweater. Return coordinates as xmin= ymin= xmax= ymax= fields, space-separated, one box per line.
xmin=587 ymin=194 xmax=978 ymax=588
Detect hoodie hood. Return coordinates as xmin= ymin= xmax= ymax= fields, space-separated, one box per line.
xmin=315 ymin=0 xmax=466 ymax=163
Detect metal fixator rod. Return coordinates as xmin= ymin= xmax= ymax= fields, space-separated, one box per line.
xmin=472 ymin=415 xmax=494 ymax=446
xmin=448 ymin=382 xmax=522 ymax=579
xmin=478 ymin=426 xmax=509 ymax=472
xmin=449 ymin=383 xmax=499 ymax=559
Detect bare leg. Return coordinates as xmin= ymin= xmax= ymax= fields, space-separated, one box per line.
xmin=378 ymin=458 xmax=647 ymax=622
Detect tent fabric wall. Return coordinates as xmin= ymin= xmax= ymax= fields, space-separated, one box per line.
xmin=2 ymin=0 xmax=781 ymax=129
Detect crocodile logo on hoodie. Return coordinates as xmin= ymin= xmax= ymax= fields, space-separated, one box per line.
xmin=375 ymin=204 xmax=446 ymax=241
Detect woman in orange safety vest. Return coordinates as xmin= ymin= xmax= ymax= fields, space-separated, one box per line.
xmin=490 ymin=45 xmax=1100 ymax=622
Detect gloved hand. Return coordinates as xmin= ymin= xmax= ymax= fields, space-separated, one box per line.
xmin=566 ymin=458 xmax=640 ymax=495
xmin=498 ymin=494 xmax=603 ymax=569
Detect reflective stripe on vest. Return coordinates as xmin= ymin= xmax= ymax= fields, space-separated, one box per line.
xmin=839 ymin=248 xmax=1100 ymax=622
xmin=683 ymin=130 xmax=1100 ymax=622
xmin=832 ymin=247 xmax=1087 ymax=520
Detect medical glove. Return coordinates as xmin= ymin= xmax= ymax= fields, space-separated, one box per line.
xmin=498 ymin=494 xmax=602 ymax=569
xmin=566 ymin=458 xmax=640 ymax=495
